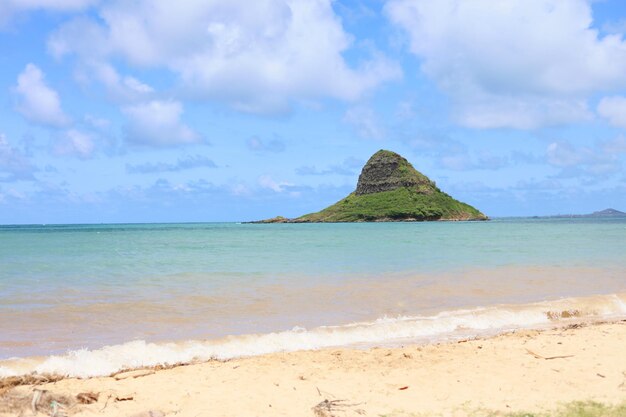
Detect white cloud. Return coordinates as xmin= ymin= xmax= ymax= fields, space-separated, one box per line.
xmin=259 ymin=175 xmax=301 ymax=197
xmin=48 ymin=0 xmax=400 ymax=113
xmin=259 ymin=175 xmax=291 ymax=193
xmin=385 ymin=0 xmax=626 ymax=129
xmin=5 ymin=0 xmax=96 ymax=9
xmin=546 ymin=140 xmax=619 ymax=176
xmin=54 ymin=129 xmax=95 ymax=158
xmin=455 ymin=95 xmax=592 ymax=130
xmin=89 ymin=62 xmax=155 ymax=102
xmin=597 ymin=96 xmax=626 ymax=128
xmin=123 ymin=76 xmax=153 ymax=94
xmin=0 ymin=0 xmax=97 ymax=27
xmin=48 ymin=16 xmax=109 ymax=59
xmin=546 ymin=142 xmax=583 ymax=167
xmin=14 ymin=64 xmax=70 ymax=128
xmin=122 ymin=100 xmax=201 ymax=146
xmin=48 ymin=20 xmax=155 ymax=103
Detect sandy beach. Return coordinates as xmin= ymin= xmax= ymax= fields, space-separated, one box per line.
xmin=5 ymin=0 xmax=626 ymax=415
xmin=2 ymin=319 xmax=626 ymax=417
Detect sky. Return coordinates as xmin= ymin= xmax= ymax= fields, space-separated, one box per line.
xmin=2 ymin=0 xmax=626 ymax=223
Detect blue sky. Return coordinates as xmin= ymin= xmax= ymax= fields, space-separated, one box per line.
xmin=2 ymin=0 xmax=626 ymax=223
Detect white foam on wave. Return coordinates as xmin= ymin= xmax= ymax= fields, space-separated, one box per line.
xmin=0 ymin=366 xmax=18 ymax=378
xmin=3 ymin=293 xmax=626 ymax=379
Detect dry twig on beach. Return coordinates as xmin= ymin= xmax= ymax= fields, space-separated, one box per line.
xmin=525 ymin=348 xmax=574 ymax=360
xmin=312 ymin=399 xmax=365 ymax=417
xmin=113 ymin=369 xmax=155 ymax=381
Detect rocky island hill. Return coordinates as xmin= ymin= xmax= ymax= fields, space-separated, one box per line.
xmin=256 ymin=150 xmax=487 ymax=223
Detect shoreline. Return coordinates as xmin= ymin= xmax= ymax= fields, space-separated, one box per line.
xmin=2 ymin=291 xmax=626 ymax=379
xmin=2 ymin=319 xmax=626 ymax=416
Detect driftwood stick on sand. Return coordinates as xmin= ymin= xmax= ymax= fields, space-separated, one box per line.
xmin=312 ymin=399 xmax=364 ymax=417
xmin=525 ymin=348 xmax=574 ymax=360
xmin=31 ymin=389 xmax=44 ymax=414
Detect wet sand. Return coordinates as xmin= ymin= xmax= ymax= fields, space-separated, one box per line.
xmin=2 ymin=319 xmax=626 ymax=416
xmin=3 ymin=265 xmax=625 ymax=360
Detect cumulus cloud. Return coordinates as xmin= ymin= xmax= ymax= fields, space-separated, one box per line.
xmin=0 ymin=134 xmax=36 ymax=181
xmin=14 ymin=64 xmax=70 ymax=128
xmin=126 ymin=155 xmax=217 ymax=174
xmin=48 ymin=16 xmax=109 ymax=59
xmin=385 ymin=0 xmax=626 ymax=129
xmin=123 ymin=76 xmax=153 ymax=94
xmin=454 ymin=96 xmax=592 ymax=130
xmin=89 ymin=62 xmax=155 ymax=102
xmin=597 ymin=96 xmax=626 ymax=128
xmin=122 ymin=100 xmax=201 ymax=146
xmin=48 ymin=19 xmax=158 ymax=103
xmin=54 ymin=129 xmax=95 ymax=158
xmin=258 ymin=174 xmax=304 ymax=195
xmin=546 ymin=142 xmax=585 ymax=167
xmin=4 ymin=0 xmax=96 ymax=11
xmin=259 ymin=175 xmax=290 ymax=193
xmin=48 ymin=0 xmax=400 ymax=113
xmin=546 ymin=140 xmax=620 ymax=177
xmin=0 ymin=0 xmax=97 ymax=27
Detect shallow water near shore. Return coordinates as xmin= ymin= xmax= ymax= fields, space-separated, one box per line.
xmin=1 ymin=217 xmax=625 ymax=376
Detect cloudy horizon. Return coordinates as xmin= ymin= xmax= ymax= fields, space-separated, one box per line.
xmin=2 ymin=0 xmax=626 ymax=223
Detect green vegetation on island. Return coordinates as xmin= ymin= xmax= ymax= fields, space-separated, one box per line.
xmin=256 ymin=149 xmax=487 ymax=223
xmin=296 ymin=187 xmax=484 ymax=222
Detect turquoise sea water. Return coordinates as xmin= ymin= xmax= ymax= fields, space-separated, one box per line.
xmin=1 ymin=218 xmax=625 ymax=377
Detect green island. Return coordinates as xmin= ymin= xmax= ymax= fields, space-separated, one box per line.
xmin=256 ymin=149 xmax=487 ymax=223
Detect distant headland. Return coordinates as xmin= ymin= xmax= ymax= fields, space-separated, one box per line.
xmin=546 ymin=208 xmax=626 ymax=218
xmin=253 ymin=150 xmax=487 ymax=223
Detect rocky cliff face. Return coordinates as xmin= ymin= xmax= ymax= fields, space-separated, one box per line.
xmin=355 ymin=150 xmax=435 ymax=195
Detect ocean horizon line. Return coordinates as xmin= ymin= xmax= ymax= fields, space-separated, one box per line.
xmin=2 ymin=214 xmax=626 ymax=227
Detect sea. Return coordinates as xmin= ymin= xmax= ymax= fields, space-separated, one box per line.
xmin=1 ymin=218 xmax=625 ymax=378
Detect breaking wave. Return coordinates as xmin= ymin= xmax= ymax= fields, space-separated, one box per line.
xmin=1 ymin=293 xmax=625 ymax=378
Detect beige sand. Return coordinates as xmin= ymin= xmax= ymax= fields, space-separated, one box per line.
xmin=2 ymin=320 xmax=626 ymax=417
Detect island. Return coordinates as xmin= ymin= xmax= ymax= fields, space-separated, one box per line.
xmin=549 ymin=208 xmax=626 ymax=218
xmin=255 ymin=149 xmax=487 ymax=223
